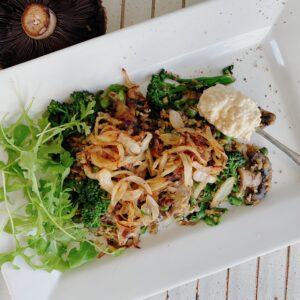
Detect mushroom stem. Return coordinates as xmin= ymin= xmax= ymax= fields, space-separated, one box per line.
xmin=21 ymin=4 xmax=57 ymax=40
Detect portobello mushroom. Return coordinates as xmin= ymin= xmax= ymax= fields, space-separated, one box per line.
xmin=0 ymin=0 xmax=107 ymax=68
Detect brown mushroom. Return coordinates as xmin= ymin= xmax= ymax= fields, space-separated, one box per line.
xmin=241 ymin=145 xmax=272 ymax=204
xmin=238 ymin=168 xmax=262 ymax=192
xmin=0 ymin=0 xmax=107 ymax=68
xmin=259 ymin=107 xmax=276 ymax=129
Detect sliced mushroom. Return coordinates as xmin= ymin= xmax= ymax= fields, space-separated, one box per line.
xmin=242 ymin=145 xmax=272 ymax=204
xmin=238 ymin=168 xmax=262 ymax=192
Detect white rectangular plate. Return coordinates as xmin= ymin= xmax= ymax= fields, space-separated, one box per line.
xmin=1 ymin=0 xmax=300 ymax=299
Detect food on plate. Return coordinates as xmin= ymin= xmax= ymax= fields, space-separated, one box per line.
xmin=198 ymin=84 xmax=261 ymax=141
xmin=0 ymin=66 xmax=275 ymax=271
xmin=0 ymin=0 xmax=106 ymax=68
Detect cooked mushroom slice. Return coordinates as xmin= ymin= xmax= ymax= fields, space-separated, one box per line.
xmin=241 ymin=145 xmax=272 ymax=204
xmin=259 ymin=107 xmax=276 ymax=128
xmin=0 ymin=0 xmax=107 ymax=68
xmin=238 ymin=168 xmax=262 ymax=192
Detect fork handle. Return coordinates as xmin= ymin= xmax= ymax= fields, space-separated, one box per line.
xmin=256 ymin=129 xmax=300 ymax=166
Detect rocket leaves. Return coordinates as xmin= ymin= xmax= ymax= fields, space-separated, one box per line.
xmin=0 ymin=105 xmax=101 ymax=272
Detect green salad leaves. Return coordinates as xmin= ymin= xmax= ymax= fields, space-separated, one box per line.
xmin=0 ymin=101 xmax=101 ymax=271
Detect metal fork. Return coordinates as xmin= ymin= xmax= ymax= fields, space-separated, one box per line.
xmin=257 ymin=129 xmax=300 ymax=166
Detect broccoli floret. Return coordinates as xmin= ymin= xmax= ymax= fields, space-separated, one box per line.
xmin=201 ymin=184 xmax=215 ymax=202
xmin=70 ymin=91 xmax=95 ymax=103
xmin=186 ymin=151 xmax=246 ymax=224
xmin=218 ymin=151 xmax=247 ymax=181
xmin=186 ymin=201 xmax=227 ymax=226
xmin=65 ymin=178 xmax=110 ymax=229
xmin=147 ymin=69 xmax=187 ymax=110
xmin=47 ymin=100 xmax=70 ymax=127
xmin=147 ymin=66 xmax=236 ymax=114
xmin=217 ymin=151 xmax=247 ymax=197
xmin=82 ymin=201 xmax=109 ymax=229
xmin=47 ymin=91 xmax=97 ymax=133
xmin=77 ymin=179 xmax=107 ymax=206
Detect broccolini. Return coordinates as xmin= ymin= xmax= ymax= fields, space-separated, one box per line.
xmin=147 ymin=65 xmax=235 ymax=113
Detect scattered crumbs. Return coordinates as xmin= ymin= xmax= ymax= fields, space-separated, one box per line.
xmin=219 ymin=11 xmax=223 ymax=15
xmin=264 ymin=94 xmax=268 ymax=98
xmin=253 ymin=62 xmax=258 ymax=67
xmin=266 ymin=105 xmax=270 ymax=108
xmin=282 ymin=1 xmax=286 ymax=4
xmin=290 ymin=11 xmax=293 ymax=15
xmin=274 ymin=181 xmax=278 ymax=185
xmin=265 ymin=67 xmax=269 ymax=72
xmin=245 ymin=51 xmax=249 ymax=55
xmin=289 ymin=125 xmax=292 ymax=129
xmin=243 ymin=77 xmax=247 ymax=82
xmin=259 ymin=55 xmax=263 ymax=59
xmin=279 ymin=170 xmax=283 ymax=174
xmin=283 ymin=21 xmax=287 ymax=24
xmin=204 ymin=31 xmax=208 ymax=35
xmin=275 ymin=90 xmax=278 ymax=93
xmin=123 ymin=56 xmax=127 ymax=60
xmin=268 ymin=84 xmax=272 ymax=88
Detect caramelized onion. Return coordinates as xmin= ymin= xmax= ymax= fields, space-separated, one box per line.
xmin=169 ymin=110 xmax=185 ymax=130
xmin=211 ymin=177 xmax=235 ymax=208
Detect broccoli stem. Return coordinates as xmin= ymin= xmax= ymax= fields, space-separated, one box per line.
xmin=167 ymin=65 xmax=235 ymax=86
xmin=177 ymin=75 xmax=235 ymax=86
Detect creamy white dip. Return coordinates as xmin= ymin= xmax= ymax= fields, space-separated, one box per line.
xmin=197 ymin=84 xmax=261 ymax=141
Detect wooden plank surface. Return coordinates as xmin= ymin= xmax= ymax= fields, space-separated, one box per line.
xmin=102 ymin=0 xmax=123 ymax=32
xmin=168 ymin=281 xmax=198 ymax=300
xmin=228 ymin=259 xmax=257 ymax=300
xmin=0 ymin=1 xmax=299 ymax=300
xmin=257 ymin=248 xmax=288 ymax=300
xmin=198 ymin=270 xmax=228 ymax=300
xmin=154 ymin=0 xmax=182 ymax=17
xmin=123 ymin=0 xmax=153 ymax=27
xmin=287 ymin=245 xmax=300 ymax=300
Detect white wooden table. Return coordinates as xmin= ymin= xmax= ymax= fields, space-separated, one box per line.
xmin=1 ymin=1 xmax=300 ymax=299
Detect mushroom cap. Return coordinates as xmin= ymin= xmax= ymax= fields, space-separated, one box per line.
xmin=0 ymin=0 xmax=107 ymax=68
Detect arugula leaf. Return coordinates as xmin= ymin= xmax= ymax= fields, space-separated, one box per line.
xmin=111 ymin=247 xmax=126 ymax=257
xmin=68 ymin=241 xmax=98 ymax=269
xmin=0 ymin=106 xmax=102 ymax=272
